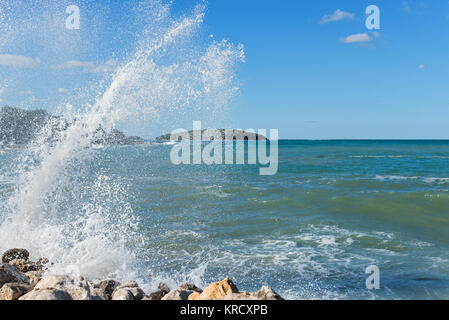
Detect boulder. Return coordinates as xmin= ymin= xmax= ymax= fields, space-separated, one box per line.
xmin=9 ymin=258 xmax=39 ymax=273
xmin=118 ymin=281 xmax=139 ymax=288
xmin=2 ymin=249 xmax=29 ymax=263
xmin=253 ymin=286 xmax=284 ymax=300
xmin=179 ymin=283 xmax=202 ymax=293
xmin=32 ymin=275 xmax=107 ymax=300
xmin=0 ymin=282 xmax=32 ymax=300
xmin=25 ymin=271 xmax=42 ymax=287
xmin=19 ymin=288 xmax=73 ymax=300
xmin=220 ymin=293 xmax=261 ymax=300
xmin=188 ymin=278 xmax=239 ymax=300
xmin=221 ymin=287 xmax=283 ymax=300
xmin=146 ymin=282 xmax=170 ymax=300
xmin=189 ymin=292 xmax=201 ymax=300
xmin=129 ymin=287 xmax=145 ymax=300
xmin=161 ymin=289 xmax=196 ymax=300
xmin=111 ymin=281 xmax=145 ymax=300
xmin=158 ymin=282 xmax=170 ymax=293
xmin=187 ymin=279 xmax=284 ymax=301
xmin=96 ymin=280 xmax=120 ymax=299
xmin=111 ymin=288 xmax=135 ymax=300
xmin=0 ymin=263 xmax=29 ymax=287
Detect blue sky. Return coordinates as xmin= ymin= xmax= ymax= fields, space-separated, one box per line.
xmin=0 ymin=0 xmax=449 ymax=139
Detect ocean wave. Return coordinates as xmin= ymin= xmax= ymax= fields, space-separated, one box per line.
xmin=374 ymin=175 xmax=449 ymax=185
xmin=374 ymin=175 xmax=418 ymax=181
xmin=423 ymin=177 xmax=449 ymax=184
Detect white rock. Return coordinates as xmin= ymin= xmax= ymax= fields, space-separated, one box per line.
xmin=19 ymin=288 xmax=72 ymax=300
xmin=111 ymin=288 xmax=134 ymax=300
xmin=33 ymin=275 xmax=107 ymax=300
xmin=25 ymin=271 xmax=42 ymax=287
xmin=255 ymin=286 xmax=283 ymax=300
xmin=111 ymin=281 xmax=145 ymax=300
xmin=161 ymin=289 xmax=195 ymax=300
xmin=0 ymin=282 xmax=32 ymax=300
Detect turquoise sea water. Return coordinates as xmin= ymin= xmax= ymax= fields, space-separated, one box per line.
xmin=1 ymin=140 xmax=449 ymax=299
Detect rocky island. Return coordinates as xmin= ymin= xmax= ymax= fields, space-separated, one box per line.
xmin=0 ymin=248 xmax=284 ymax=301
xmin=156 ymin=129 xmax=268 ymax=142
xmin=0 ymin=106 xmax=144 ymax=147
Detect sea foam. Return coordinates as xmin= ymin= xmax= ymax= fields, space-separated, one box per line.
xmin=0 ymin=0 xmax=244 ymax=286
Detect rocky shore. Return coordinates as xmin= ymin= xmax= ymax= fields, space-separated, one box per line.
xmin=0 ymin=248 xmax=284 ymax=301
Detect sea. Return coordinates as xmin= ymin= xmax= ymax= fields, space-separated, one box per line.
xmin=1 ymin=140 xmax=448 ymax=300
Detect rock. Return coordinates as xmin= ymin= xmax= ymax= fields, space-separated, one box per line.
xmin=179 ymin=283 xmax=202 ymax=293
xmin=19 ymin=288 xmax=73 ymax=300
xmin=253 ymin=286 xmax=283 ymax=300
xmin=0 ymin=263 xmax=29 ymax=287
xmin=90 ymin=287 xmax=109 ymax=300
xmin=111 ymin=281 xmax=145 ymax=300
xmin=25 ymin=271 xmax=42 ymax=287
xmin=189 ymin=292 xmax=201 ymax=300
xmin=158 ymin=282 xmax=170 ymax=293
xmin=192 ymin=285 xmax=284 ymax=301
xmin=188 ymin=278 xmax=239 ymax=300
xmin=128 ymin=287 xmax=145 ymax=300
xmin=96 ymin=280 xmax=120 ymax=299
xmin=220 ymin=293 xmax=261 ymax=300
xmin=9 ymin=258 xmax=39 ymax=273
xmin=111 ymin=288 xmax=135 ymax=300
xmin=1 ymin=248 xmax=29 ymax=263
xmin=0 ymin=282 xmax=32 ymax=300
xmin=146 ymin=291 xmax=165 ymax=300
xmin=161 ymin=289 xmax=196 ymax=300
xmin=36 ymin=258 xmax=51 ymax=271
xmin=117 ymin=281 xmax=138 ymax=288
xmin=146 ymin=282 xmax=170 ymax=300
xmin=32 ymin=275 xmax=107 ymax=300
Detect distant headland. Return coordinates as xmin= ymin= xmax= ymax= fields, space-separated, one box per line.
xmin=156 ymin=129 xmax=268 ymax=142
xmin=0 ymin=106 xmax=144 ymax=147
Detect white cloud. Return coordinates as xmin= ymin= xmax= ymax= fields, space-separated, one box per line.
xmin=0 ymin=54 xmax=40 ymax=68
xmin=20 ymin=90 xmax=33 ymax=95
xmin=320 ymin=9 xmax=354 ymax=24
xmin=340 ymin=33 xmax=372 ymax=44
xmin=57 ymin=88 xmax=67 ymax=93
xmin=418 ymin=64 xmax=425 ymax=69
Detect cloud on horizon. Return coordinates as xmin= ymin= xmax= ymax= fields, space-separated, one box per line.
xmin=0 ymin=54 xmax=40 ymax=68
xmin=319 ymin=9 xmax=354 ymax=24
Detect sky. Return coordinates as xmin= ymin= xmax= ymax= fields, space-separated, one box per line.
xmin=0 ymin=0 xmax=449 ymax=139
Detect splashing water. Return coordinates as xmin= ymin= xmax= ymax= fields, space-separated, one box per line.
xmin=0 ymin=0 xmax=244 ymax=284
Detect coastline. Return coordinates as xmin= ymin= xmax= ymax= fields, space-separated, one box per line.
xmin=0 ymin=248 xmax=284 ymax=301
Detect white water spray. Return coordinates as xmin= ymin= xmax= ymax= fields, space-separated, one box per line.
xmin=0 ymin=0 xmax=244 ymax=283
